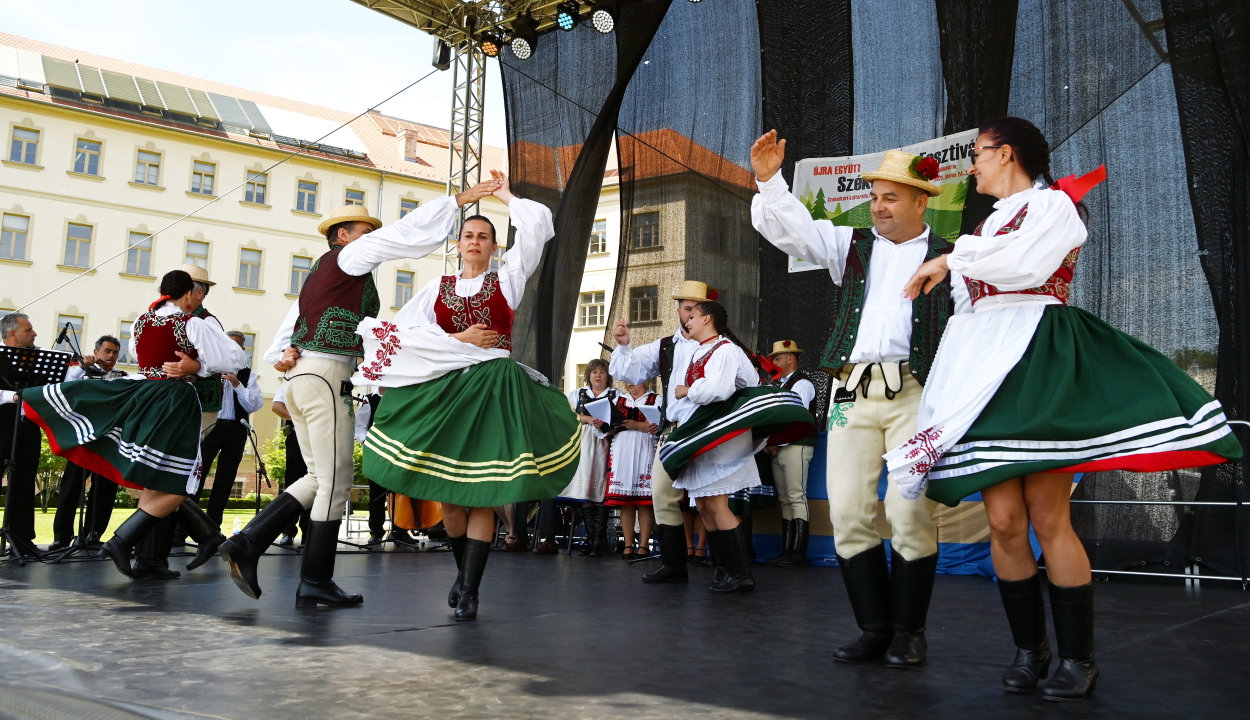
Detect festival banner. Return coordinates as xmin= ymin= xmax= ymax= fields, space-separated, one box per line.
xmin=788 ymin=129 xmax=979 ymax=272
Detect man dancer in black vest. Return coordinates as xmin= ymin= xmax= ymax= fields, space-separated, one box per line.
xmin=751 ymin=131 xmax=952 ymax=668
xmin=763 ymin=340 xmax=817 ymax=567
xmin=609 ymin=280 xmax=708 ymax=584
xmin=220 ymin=179 xmax=499 ymax=607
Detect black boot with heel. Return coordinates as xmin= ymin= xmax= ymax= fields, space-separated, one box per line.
xmin=999 ymin=573 xmax=1052 ymax=693
xmin=1042 ymin=582 xmax=1098 ymax=701
xmin=642 ymin=524 xmax=689 ymax=583
xmin=177 ymin=498 xmax=227 ymax=571
xmin=295 ymin=520 xmax=363 ymax=608
xmin=218 ymin=493 xmax=306 ymax=599
xmin=454 ymin=539 xmax=491 ymax=621
xmin=832 ymin=544 xmax=894 ymax=663
xmin=884 ymin=550 xmax=937 ymax=669
xmin=97 ymin=509 xmax=162 ymax=579
xmin=448 ymin=534 xmax=467 ymax=608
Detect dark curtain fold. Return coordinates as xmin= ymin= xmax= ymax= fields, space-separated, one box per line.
xmin=1162 ymin=0 xmax=1250 ymax=580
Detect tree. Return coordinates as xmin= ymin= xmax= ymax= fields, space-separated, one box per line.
xmin=951 ymin=178 xmax=969 ymax=206
xmin=833 ymin=202 xmax=843 ymax=217
xmin=37 ymin=435 xmax=65 ymax=512
xmin=261 ymin=431 xmax=286 ymax=485
xmin=809 ymin=188 xmax=830 ymax=220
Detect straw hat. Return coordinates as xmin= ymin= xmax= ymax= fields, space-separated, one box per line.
xmin=178 ymin=263 xmax=214 ymax=286
xmin=317 ymin=204 xmax=383 ymax=236
xmin=672 ymin=280 xmax=717 ymax=302
xmin=861 ymin=150 xmax=942 ymax=197
xmin=768 ymin=340 xmax=804 ymax=357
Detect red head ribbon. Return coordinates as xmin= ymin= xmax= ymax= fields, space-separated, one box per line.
xmin=1051 ymin=164 xmax=1107 ymax=204
xmin=148 ymin=295 xmax=171 ymax=311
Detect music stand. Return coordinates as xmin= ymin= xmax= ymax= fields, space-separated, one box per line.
xmin=0 ymin=345 xmax=72 ymax=566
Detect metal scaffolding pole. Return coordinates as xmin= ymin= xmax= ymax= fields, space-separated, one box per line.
xmin=444 ymin=45 xmax=487 ymax=274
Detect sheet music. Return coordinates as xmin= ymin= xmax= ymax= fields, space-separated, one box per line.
xmin=638 ymin=405 xmax=661 ymax=427
xmin=584 ymin=397 xmax=613 ymax=425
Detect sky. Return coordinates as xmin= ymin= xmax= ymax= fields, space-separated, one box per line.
xmin=0 ymin=0 xmax=510 ymax=147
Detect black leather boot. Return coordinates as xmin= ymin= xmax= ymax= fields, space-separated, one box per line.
xmin=295 ymin=520 xmax=363 ymax=608
xmin=708 ymin=527 xmax=756 ymax=593
xmin=97 ymin=509 xmax=161 ymax=579
xmin=1042 ymin=582 xmax=1098 ymax=701
xmin=999 ymin=573 xmax=1052 ymax=693
xmin=884 ymin=550 xmax=937 ymax=668
xmin=590 ymin=505 xmax=610 ymax=557
xmin=448 ymin=534 xmax=467 ymax=608
xmin=642 ymin=523 xmax=689 ymax=584
xmin=455 ymin=539 xmax=490 ymax=621
xmin=832 ymin=544 xmax=894 ymax=663
xmin=777 ymin=518 xmax=810 ymax=568
xmin=218 ymin=493 xmax=306 ymax=599
xmin=133 ymin=515 xmax=181 ymax=579
xmin=739 ymin=515 xmax=756 ymax=562
xmin=177 ymin=498 xmax=227 ymax=571
xmin=578 ymin=506 xmax=598 ymax=556
xmin=766 ymin=519 xmax=793 ymax=565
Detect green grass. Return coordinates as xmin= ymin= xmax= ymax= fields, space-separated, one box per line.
xmin=32 ymin=507 xmax=259 ymax=545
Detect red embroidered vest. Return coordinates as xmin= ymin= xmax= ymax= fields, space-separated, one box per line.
xmin=964 ymin=205 xmax=1081 ymax=306
xmin=685 ymin=339 xmax=730 ymax=385
xmin=617 ymin=392 xmax=659 ymax=422
xmin=433 ymin=272 xmax=513 ymax=351
xmin=133 ymin=309 xmax=198 ymax=381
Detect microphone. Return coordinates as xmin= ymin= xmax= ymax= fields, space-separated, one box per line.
xmin=54 ymin=323 xmax=70 ymax=347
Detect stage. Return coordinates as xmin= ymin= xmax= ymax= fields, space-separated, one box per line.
xmin=0 ymin=548 xmax=1246 ymax=719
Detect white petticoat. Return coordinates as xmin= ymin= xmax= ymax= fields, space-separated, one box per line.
xmin=673 ymin=431 xmax=763 ymax=499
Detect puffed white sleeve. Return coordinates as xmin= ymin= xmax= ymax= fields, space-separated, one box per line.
xmin=610 ymin=339 xmax=663 ymax=386
xmin=566 ymin=388 xmax=581 ymax=411
xmin=236 ymin=372 xmax=264 ymax=414
xmin=947 ymin=190 xmax=1087 ymax=290
xmin=950 ymin=269 xmax=972 ymax=315
xmin=751 ymin=172 xmax=855 ymax=284
xmin=392 ymin=276 xmax=445 ymax=334
xmin=337 ymin=195 xmax=459 ymax=276
xmin=186 ymin=317 xmax=247 ymax=376
xmin=263 ymin=301 xmax=300 ymax=365
xmin=354 ymin=401 xmax=372 ymax=443
xmin=793 ymin=378 xmax=816 ymax=407
xmin=498 ymin=197 xmax=556 ymax=307
xmin=687 ymin=348 xmax=746 ymax=405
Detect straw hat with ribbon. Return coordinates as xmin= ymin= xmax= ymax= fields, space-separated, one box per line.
xmin=672 ymin=280 xmax=718 ymax=302
xmin=768 ymin=340 xmax=804 ymax=357
xmin=861 ymin=149 xmax=942 ymax=197
xmin=317 ymin=204 xmax=383 ymax=237
xmin=178 ymin=263 xmax=214 ymax=286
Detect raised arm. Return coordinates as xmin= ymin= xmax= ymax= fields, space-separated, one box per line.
xmin=609 ymin=334 xmax=663 ymax=385
xmin=493 ymin=170 xmax=555 ymax=301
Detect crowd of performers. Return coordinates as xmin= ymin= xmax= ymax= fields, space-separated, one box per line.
xmin=1 ymin=118 xmax=1241 ymax=703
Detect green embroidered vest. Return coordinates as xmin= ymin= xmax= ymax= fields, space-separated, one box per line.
xmin=289 ymin=247 xmax=381 ymax=357
xmin=817 ymin=228 xmax=954 ymax=386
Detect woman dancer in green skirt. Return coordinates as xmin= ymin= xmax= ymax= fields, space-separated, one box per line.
xmin=357 ymin=171 xmax=580 ymax=620
xmin=894 ymin=117 xmax=1241 ymax=700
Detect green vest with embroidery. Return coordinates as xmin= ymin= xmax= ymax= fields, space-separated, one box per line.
xmin=289 ymin=247 xmax=381 ymax=357
xmin=817 ymin=228 xmax=954 ymax=386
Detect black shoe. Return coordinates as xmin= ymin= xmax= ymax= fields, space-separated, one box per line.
xmin=708 ymin=527 xmax=755 ymax=594
xmin=776 ymin=518 xmax=809 ymax=568
xmin=295 ymin=520 xmax=363 ymax=608
xmin=1042 ymin=583 xmax=1098 ymax=701
xmin=367 ymin=533 xmax=386 ymax=546
xmin=454 ymin=539 xmax=490 ymax=621
xmin=218 ymin=493 xmax=306 ymax=600
xmin=832 ymin=544 xmax=894 ymax=663
xmin=132 ymin=560 xmax=182 ymax=579
xmin=884 ymin=550 xmax=937 ymax=669
xmin=97 ymin=510 xmax=162 ymax=579
xmin=642 ymin=524 xmax=688 ymax=584
xmin=387 ymin=529 xmax=420 ymax=549
xmin=999 ymin=573 xmax=1052 ymax=693
xmin=177 ymin=499 xmax=226 ymax=571
xmin=83 ymin=531 xmax=103 ymax=550
xmin=47 ymin=535 xmax=73 ymax=553
xmin=765 ymin=519 xmax=793 ymax=565
xmin=277 ymin=533 xmax=296 ymax=547
xmin=448 ymin=535 xmax=467 ymax=608
xmin=132 ymin=514 xmax=180 ymax=580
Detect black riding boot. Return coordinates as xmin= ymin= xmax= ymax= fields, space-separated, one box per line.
xmin=589 ymin=505 xmax=610 ymax=557
xmin=218 ymin=493 xmax=306 ymax=599
xmin=177 ymin=498 xmax=227 ymax=571
xmin=1042 ymin=583 xmax=1098 ymax=701
xmin=999 ymin=573 xmax=1052 ymax=693
xmin=448 ymin=534 xmax=467 ymax=608
xmin=708 ymin=527 xmax=756 ymax=593
xmin=642 ymin=523 xmax=689 ymax=584
xmin=133 ymin=514 xmax=181 ymax=579
xmin=97 ymin=509 xmax=162 ymax=579
xmin=884 ymin=550 xmax=937 ymax=668
xmin=739 ymin=515 xmax=756 ymax=562
xmin=578 ymin=506 xmax=598 ymax=556
xmin=766 ymin=519 xmax=793 ymax=565
xmin=454 ymin=539 xmax=490 ymax=621
xmin=777 ymin=518 xmax=809 ymax=568
xmin=832 ymin=544 xmax=894 ymax=663
xmin=295 ymin=520 xmax=363 ymax=608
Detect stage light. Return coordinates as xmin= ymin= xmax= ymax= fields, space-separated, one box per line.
xmin=687 ymin=0 xmax=704 ymax=3
xmin=510 ymin=14 xmax=538 ymax=60
xmin=556 ymin=2 xmax=580 ymax=31
xmin=479 ymin=32 xmax=502 ymax=57
xmin=590 ymin=1 xmax=616 ymax=34
xmin=431 ymin=39 xmax=452 ymax=71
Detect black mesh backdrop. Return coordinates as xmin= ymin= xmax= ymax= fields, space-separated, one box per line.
xmin=606 ymin=0 xmax=763 ymax=357
xmin=1162 ymin=0 xmax=1250 ymax=581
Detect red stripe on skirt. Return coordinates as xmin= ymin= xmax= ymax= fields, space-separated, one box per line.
xmin=23 ymin=401 xmax=144 ymax=489
xmin=1055 ymin=449 xmax=1230 ymax=475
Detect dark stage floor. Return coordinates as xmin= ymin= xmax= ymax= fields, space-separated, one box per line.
xmin=0 ymin=546 xmax=1247 ymax=719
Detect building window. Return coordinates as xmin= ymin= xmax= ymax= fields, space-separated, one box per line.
xmin=629 ymin=285 xmax=659 ymax=323
xmin=395 ymin=271 xmax=414 ymax=307
xmin=297 ymin=181 xmax=318 ymax=213
xmin=290 ymin=256 xmax=312 ymax=295
xmin=185 ymin=240 xmax=209 ymax=268
xmin=53 ymin=315 xmax=83 ymax=353
xmin=244 ymin=171 xmax=268 ymax=205
xmin=118 ymin=321 xmax=135 ymax=365
xmin=74 ymin=139 xmax=101 ymax=176
xmin=191 ymin=161 xmax=215 ymax=195
xmin=578 ymin=291 xmax=605 ymax=328
xmin=1 ymin=214 xmax=29 ymax=261
xmin=400 ymin=198 xmax=419 ymax=218
xmin=134 ymin=150 xmax=160 ymax=185
xmin=344 ymin=188 xmax=365 ymax=206
xmin=632 ymin=212 xmax=659 ymax=249
xmin=241 ymin=333 xmax=256 ymax=366
xmin=588 ymin=219 xmax=608 ymax=255
xmin=125 ymin=232 xmax=153 ymax=276
xmin=9 ymin=128 xmax=38 ymax=165
xmin=576 ymin=364 xmax=587 ymax=386
xmin=64 ymin=223 xmax=92 ymax=268
xmin=238 ymin=249 xmax=261 ymax=290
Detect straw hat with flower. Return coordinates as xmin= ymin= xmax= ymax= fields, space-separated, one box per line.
xmin=861 ymin=150 xmax=942 ymax=197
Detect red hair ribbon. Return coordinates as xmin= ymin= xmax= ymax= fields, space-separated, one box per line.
xmin=1051 ymin=164 xmax=1107 ymax=204
xmin=148 ymin=294 xmax=171 ymax=311
xmin=757 ymin=353 xmax=784 ymax=382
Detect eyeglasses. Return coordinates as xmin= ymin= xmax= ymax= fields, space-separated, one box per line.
xmin=969 ymin=145 xmax=1002 ymax=165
